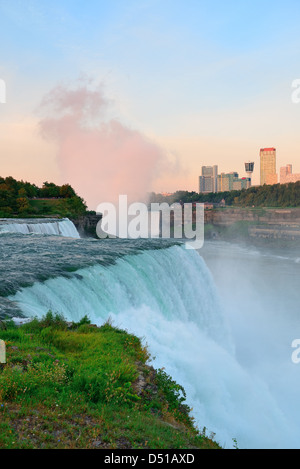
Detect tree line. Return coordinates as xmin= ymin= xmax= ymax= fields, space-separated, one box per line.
xmin=0 ymin=177 xmax=87 ymax=217
xmin=149 ymin=181 xmax=300 ymax=208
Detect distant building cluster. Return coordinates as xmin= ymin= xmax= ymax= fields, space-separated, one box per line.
xmin=198 ymin=147 xmax=300 ymax=194
xmin=199 ymin=165 xmax=251 ymax=194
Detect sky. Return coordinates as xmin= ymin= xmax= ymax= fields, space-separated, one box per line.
xmin=1 ymin=0 xmax=300 ymax=208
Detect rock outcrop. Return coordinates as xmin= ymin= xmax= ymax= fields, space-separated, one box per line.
xmin=204 ymin=207 xmax=300 ymax=241
xmin=71 ymin=213 xmax=102 ymax=238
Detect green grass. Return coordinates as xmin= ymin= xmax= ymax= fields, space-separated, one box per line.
xmin=0 ymin=313 xmax=222 ymax=450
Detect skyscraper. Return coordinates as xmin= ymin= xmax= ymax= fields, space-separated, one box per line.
xmin=199 ymin=165 xmax=218 ymax=193
xmin=260 ymin=148 xmax=277 ymax=185
xmin=217 ymin=172 xmax=238 ymax=192
xmin=280 ymin=164 xmax=300 ymax=184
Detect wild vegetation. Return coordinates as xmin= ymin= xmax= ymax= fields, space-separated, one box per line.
xmin=0 ymin=313 xmax=221 ymax=449
xmin=0 ymin=177 xmax=87 ymax=218
xmin=149 ymin=181 xmax=300 ymax=208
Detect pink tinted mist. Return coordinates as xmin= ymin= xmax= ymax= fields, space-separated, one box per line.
xmin=39 ymin=82 xmax=169 ymax=209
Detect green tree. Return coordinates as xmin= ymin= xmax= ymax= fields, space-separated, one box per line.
xmin=16 ymin=197 xmax=30 ymax=214
xmin=59 ymin=184 xmax=76 ymax=198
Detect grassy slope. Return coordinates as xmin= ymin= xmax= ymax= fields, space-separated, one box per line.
xmin=0 ymin=314 xmax=221 ymax=450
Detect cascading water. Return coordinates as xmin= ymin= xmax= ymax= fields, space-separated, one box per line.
xmin=5 ymin=240 xmax=300 ymax=450
xmin=0 ymin=218 xmax=80 ymax=238
xmin=8 ymin=245 xmax=232 ymax=348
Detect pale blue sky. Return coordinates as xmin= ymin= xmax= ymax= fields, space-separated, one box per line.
xmin=1 ymin=0 xmax=300 ymax=191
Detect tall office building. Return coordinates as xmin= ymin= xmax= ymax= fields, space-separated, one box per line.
xmin=217 ymin=172 xmax=238 ymax=192
xmin=280 ymin=164 xmax=300 ymax=184
xmin=199 ymin=165 xmax=218 ymax=193
xmin=260 ymin=148 xmax=277 ymax=185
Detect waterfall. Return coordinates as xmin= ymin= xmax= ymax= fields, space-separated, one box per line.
xmin=8 ymin=243 xmax=298 ymax=449
xmin=8 ymin=245 xmax=231 ymax=348
xmin=0 ymin=218 xmax=80 ymax=238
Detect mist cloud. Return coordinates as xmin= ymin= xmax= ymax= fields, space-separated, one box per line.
xmin=39 ymin=80 xmax=172 ymax=209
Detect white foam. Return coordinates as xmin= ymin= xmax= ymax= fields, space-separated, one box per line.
xmin=0 ymin=218 xmax=80 ymax=238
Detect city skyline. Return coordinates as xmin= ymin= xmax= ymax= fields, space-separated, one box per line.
xmin=197 ymin=146 xmax=300 ymax=195
xmin=198 ymin=164 xmax=251 ymax=195
xmin=1 ymin=1 xmax=300 ymax=208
